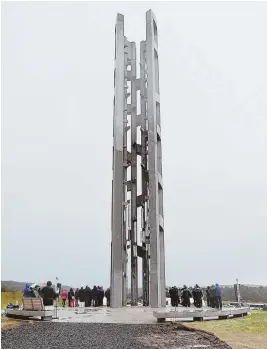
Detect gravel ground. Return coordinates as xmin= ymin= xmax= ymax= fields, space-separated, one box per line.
xmin=1 ymin=322 xmax=231 ymax=349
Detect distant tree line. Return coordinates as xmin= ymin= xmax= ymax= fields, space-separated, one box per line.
xmin=222 ymin=285 xmax=267 ymax=303
xmin=1 ymin=286 xmax=16 ymax=292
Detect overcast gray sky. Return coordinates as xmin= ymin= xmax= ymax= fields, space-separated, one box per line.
xmin=2 ymin=1 xmax=267 ymax=288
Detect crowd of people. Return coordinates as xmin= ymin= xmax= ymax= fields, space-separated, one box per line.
xmin=61 ymin=286 xmax=111 ymax=307
xmin=23 ymin=281 xmax=58 ymax=306
xmin=168 ymin=283 xmax=222 ymax=309
xmin=205 ymin=284 xmax=223 ymax=309
xmin=23 ymin=282 xmax=111 ymax=307
xmin=24 ymin=281 xmax=222 ymax=309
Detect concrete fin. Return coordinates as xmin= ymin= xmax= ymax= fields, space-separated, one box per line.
xmin=127 ymin=151 xmax=132 ymax=163
xmin=116 ymin=13 xmax=124 ymax=22
xmin=136 ymin=143 xmax=142 ymax=156
xmin=158 ymin=172 xmax=163 ymax=188
xmin=137 ymin=195 xmax=143 ymax=207
xmin=136 ymin=78 xmax=140 ymax=91
xmin=127 ymin=71 xmax=132 ymax=81
xmin=137 ymin=245 xmax=146 ymax=258
xmin=144 ymin=170 xmax=149 ymax=182
xmin=136 ymin=114 xmax=142 ymax=127
xmin=157 ymin=124 xmax=161 ymax=140
xmin=126 ymin=181 xmax=132 ymax=191
xmin=127 ymin=105 xmax=132 ymax=115
xmin=124 ymin=37 xmax=130 ymax=47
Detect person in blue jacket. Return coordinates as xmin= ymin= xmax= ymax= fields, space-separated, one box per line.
xmin=215 ymin=283 xmax=222 ymax=309
xmin=23 ymin=283 xmax=31 ymax=297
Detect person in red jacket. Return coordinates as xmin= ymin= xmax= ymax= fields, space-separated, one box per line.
xmin=61 ymin=289 xmax=68 ymax=307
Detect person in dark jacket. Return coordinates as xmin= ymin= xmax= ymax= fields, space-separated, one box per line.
xmin=84 ymin=286 xmax=92 ymax=307
xmin=169 ymin=287 xmax=174 ymax=306
xmin=192 ymin=284 xmax=203 ymax=308
xmin=75 ymin=288 xmax=79 ymax=306
xmin=181 ymin=285 xmax=192 ymax=307
xmin=41 ymin=281 xmax=57 ymax=306
xmin=105 ymin=288 xmax=111 ymax=307
xmin=210 ymin=285 xmax=216 ymax=308
xmin=215 ymin=283 xmax=222 ymax=309
xmin=92 ymin=286 xmax=98 ymax=307
xmin=79 ymin=287 xmax=85 ymax=303
xmin=206 ymin=286 xmax=211 ymax=307
xmin=172 ymin=287 xmax=179 ymax=307
xmin=68 ymin=288 xmax=74 ymax=307
xmin=96 ymin=286 xmax=101 ymax=307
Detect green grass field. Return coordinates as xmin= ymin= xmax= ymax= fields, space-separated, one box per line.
xmin=1 ymin=292 xmax=64 ymax=309
xmin=1 ymin=292 xmax=64 ymax=331
xmin=1 ymin=292 xmax=23 ymax=309
xmin=187 ymin=311 xmax=267 ymax=349
xmin=1 ymin=292 xmax=28 ymax=331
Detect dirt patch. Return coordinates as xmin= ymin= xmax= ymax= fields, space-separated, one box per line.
xmin=137 ymin=323 xmax=231 ymax=349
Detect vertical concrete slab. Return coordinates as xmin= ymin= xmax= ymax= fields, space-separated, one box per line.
xmin=111 ymin=13 xmax=126 ymax=308
xmin=130 ymin=41 xmax=138 ymax=306
xmin=146 ymin=10 xmax=166 ymax=308
xmin=140 ymin=40 xmax=150 ymax=306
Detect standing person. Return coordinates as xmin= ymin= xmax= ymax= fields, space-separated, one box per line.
xmin=192 ymin=284 xmax=203 ymax=308
xmin=68 ymin=288 xmax=75 ymax=307
xmin=79 ymin=287 xmax=85 ymax=306
xmin=206 ymin=286 xmax=211 ymax=307
xmin=75 ymin=288 xmax=79 ymax=307
xmin=173 ymin=287 xmax=179 ymax=307
xmin=41 ymin=281 xmax=57 ymax=306
xmin=215 ymin=283 xmax=222 ymax=309
xmin=84 ymin=286 xmax=91 ymax=307
xmin=92 ymin=286 xmax=98 ymax=307
xmin=30 ymin=284 xmax=41 ymax=298
xmin=88 ymin=287 xmax=92 ymax=307
xmin=23 ymin=284 xmax=31 ymax=298
xmin=99 ymin=287 xmax=105 ymax=306
xmin=181 ymin=285 xmax=192 ymax=307
xmin=105 ymin=288 xmax=110 ymax=307
xmin=210 ymin=285 xmax=216 ymax=308
xmin=61 ymin=289 xmax=67 ymax=307
xmin=97 ymin=286 xmax=102 ymax=307
xmin=169 ymin=287 xmax=174 ymax=307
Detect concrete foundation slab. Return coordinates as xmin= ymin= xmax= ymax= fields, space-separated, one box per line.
xmin=153 ymin=306 xmax=250 ymax=322
xmin=53 ymin=306 xmax=159 ymax=324
xmin=49 ymin=306 xmax=250 ymax=324
xmin=5 ymin=308 xmax=54 ymax=320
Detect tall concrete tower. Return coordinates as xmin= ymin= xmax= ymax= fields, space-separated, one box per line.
xmin=111 ymin=10 xmax=165 ymax=308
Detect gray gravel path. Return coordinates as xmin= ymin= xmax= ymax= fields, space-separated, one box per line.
xmin=1 ymin=322 xmax=231 ymax=349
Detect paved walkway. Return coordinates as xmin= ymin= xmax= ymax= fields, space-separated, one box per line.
xmin=52 ymin=305 xmax=239 ymax=323
xmin=53 ymin=306 xmax=159 ymax=324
